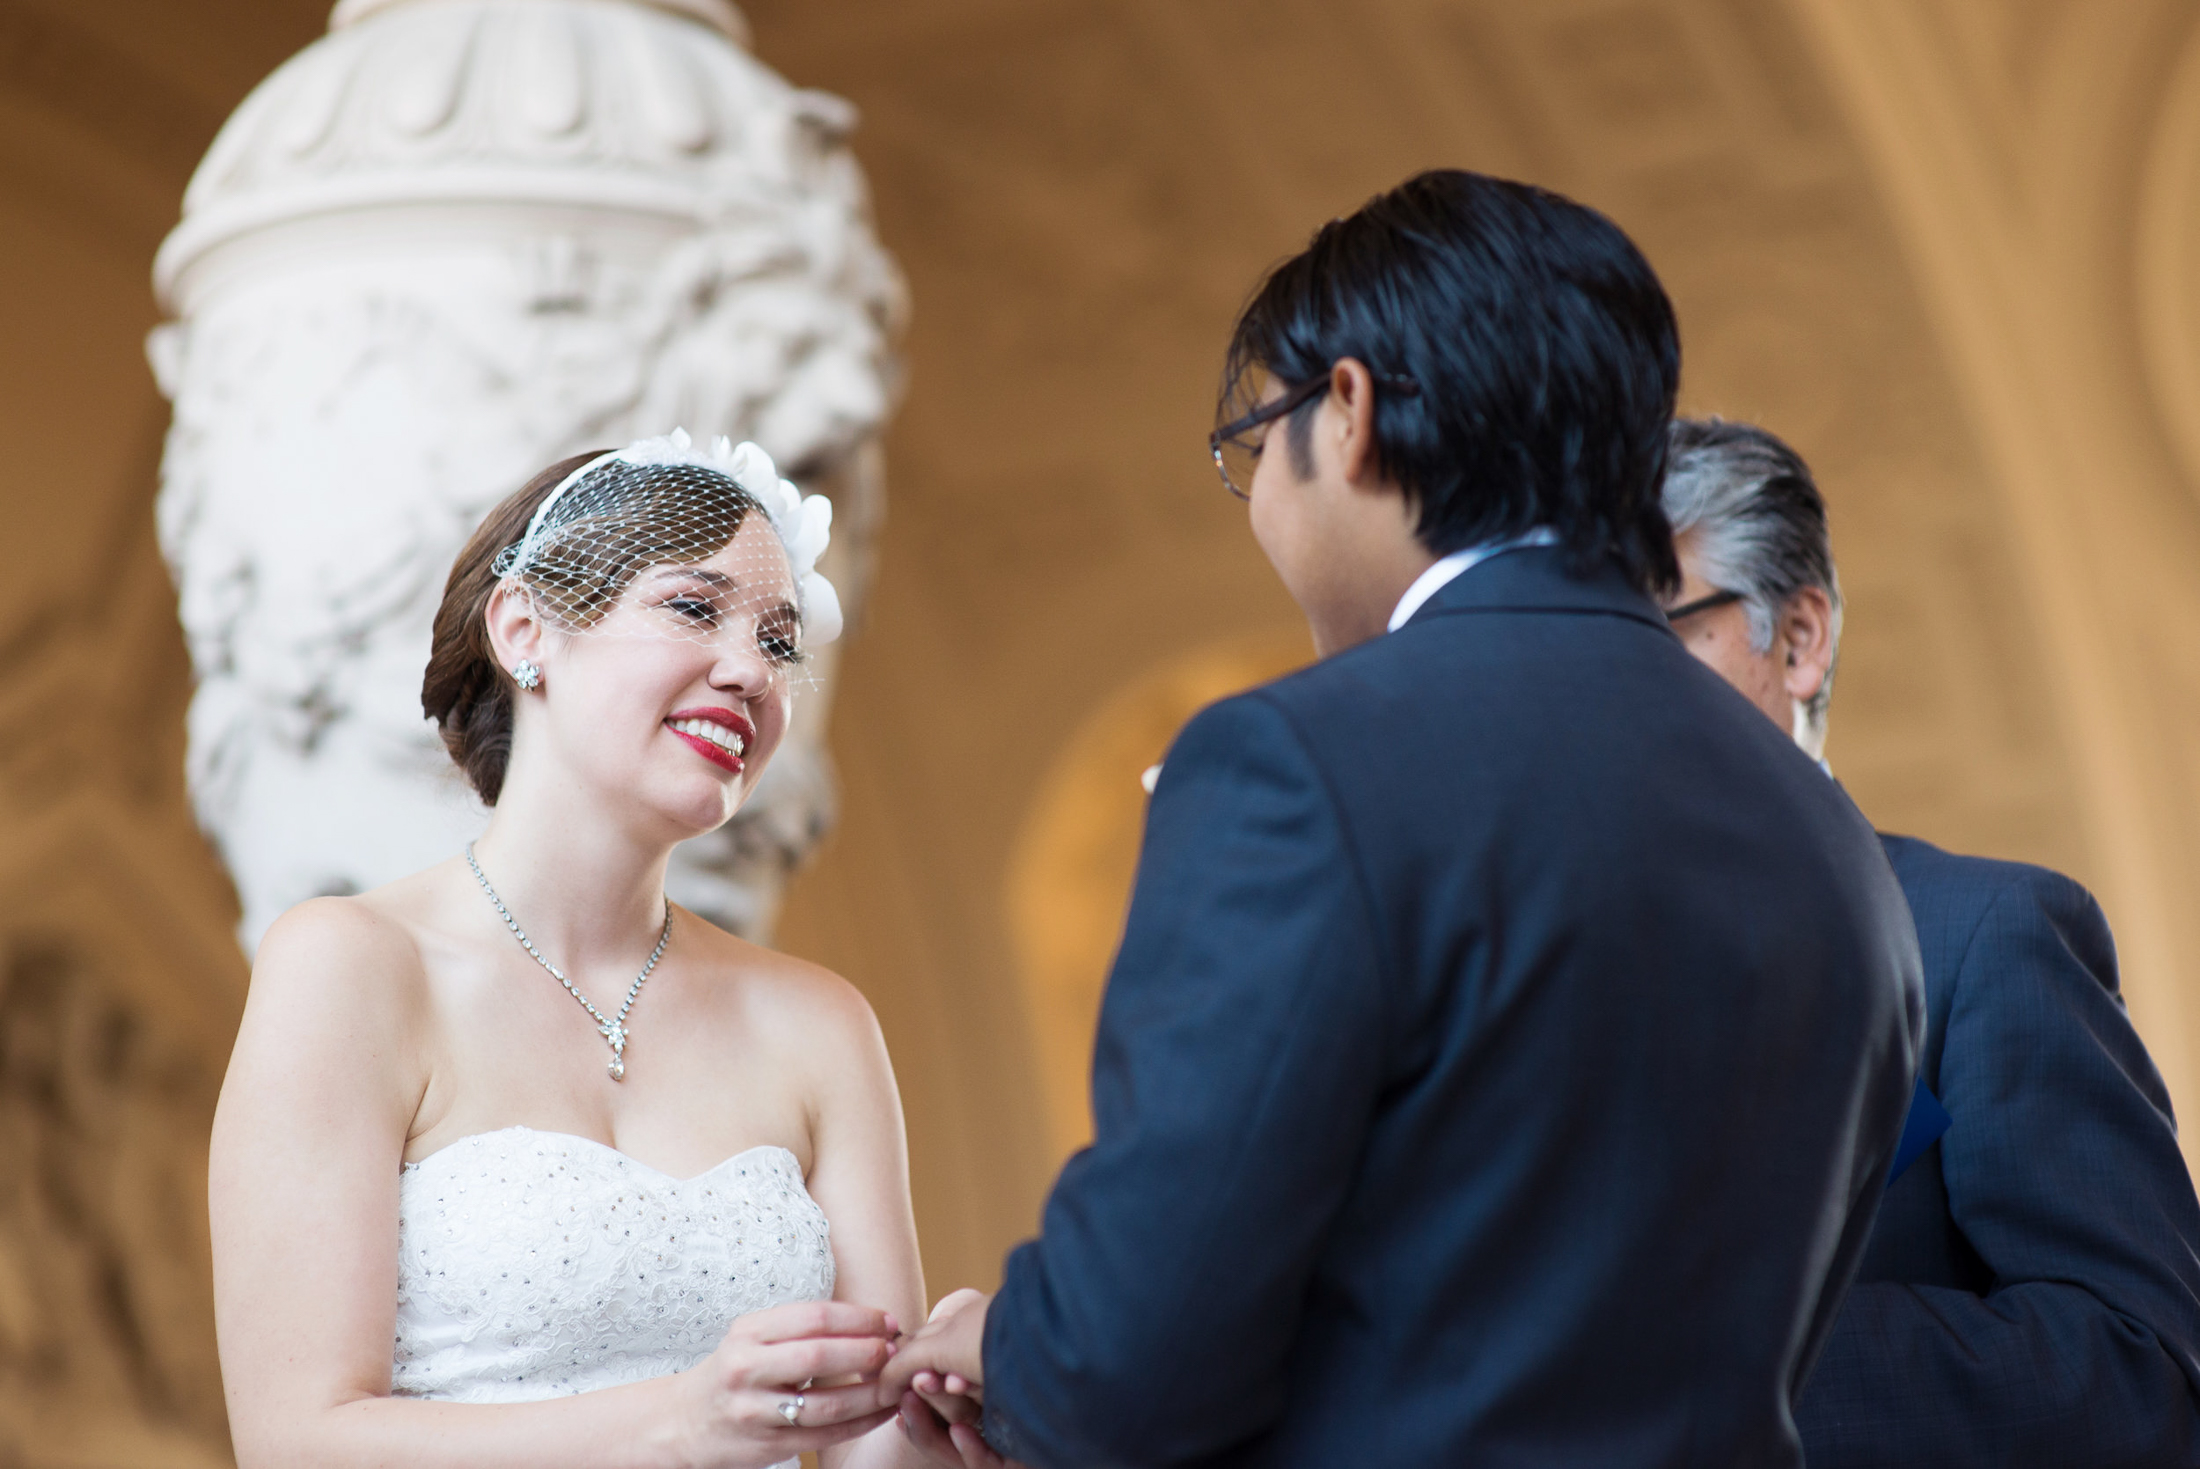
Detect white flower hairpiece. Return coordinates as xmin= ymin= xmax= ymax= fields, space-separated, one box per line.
xmin=498 ymin=427 xmax=842 ymax=644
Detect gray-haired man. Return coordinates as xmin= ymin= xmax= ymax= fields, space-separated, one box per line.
xmin=1662 ymin=416 xmax=2200 ymax=1467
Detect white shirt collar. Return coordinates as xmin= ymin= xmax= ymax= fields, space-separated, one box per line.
xmin=1387 ymin=528 xmax=1561 ymax=632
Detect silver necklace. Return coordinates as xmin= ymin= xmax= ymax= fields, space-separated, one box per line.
xmin=465 ymin=843 xmax=672 ymax=1082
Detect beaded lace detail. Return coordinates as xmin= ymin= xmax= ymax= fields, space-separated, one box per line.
xmin=391 ymin=1126 xmax=834 ymax=1411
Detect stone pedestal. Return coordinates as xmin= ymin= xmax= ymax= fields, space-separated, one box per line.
xmin=151 ymin=0 xmax=903 ymax=947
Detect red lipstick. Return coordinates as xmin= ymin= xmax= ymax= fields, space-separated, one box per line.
xmin=664 ymin=707 xmax=755 ymax=776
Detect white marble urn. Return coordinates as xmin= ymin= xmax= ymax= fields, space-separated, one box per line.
xmin=150 ymin=0 xmax=905 ymax=947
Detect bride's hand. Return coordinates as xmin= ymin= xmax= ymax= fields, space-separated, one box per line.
xmin=672 ymin=1300 xmax=901 ymax=1468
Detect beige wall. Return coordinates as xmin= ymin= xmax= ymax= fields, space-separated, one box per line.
xmin=0 ymin=4 xmax=322 ymax=1463
xmin=0 ymin=0 xmax=2193 ymax=1461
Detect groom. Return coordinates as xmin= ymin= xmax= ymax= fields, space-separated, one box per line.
xmin=888 ymin=170 xmax=1925 ymax=1467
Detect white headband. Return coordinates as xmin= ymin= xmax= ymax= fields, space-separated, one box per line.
xmin=495 ymin=428 xmax=841 ymax=644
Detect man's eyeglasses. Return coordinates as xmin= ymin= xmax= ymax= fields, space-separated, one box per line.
xmin=1209 ymin=370 xmax=1420 ymax=501
xmin=1664 ymin=588 xmax=1744 ymax=623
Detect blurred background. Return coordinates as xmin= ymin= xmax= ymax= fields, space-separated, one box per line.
xmin=8 ymin=0 xmax=2200 ymax=1462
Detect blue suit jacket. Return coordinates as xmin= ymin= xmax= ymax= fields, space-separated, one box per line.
xmin=981 ymin=549 xmax=1925 ymax=1468
xmin=1798 ymin=835 xmax=2200 ymax=1466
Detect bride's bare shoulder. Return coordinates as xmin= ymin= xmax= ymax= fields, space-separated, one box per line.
xmin=677 ymin=910 xmax=883 ymax=1050
xmin=247 ymin=864 xmax=455 ymax=1012
xmin=219 ymin=872 xmax=457 ymax=1155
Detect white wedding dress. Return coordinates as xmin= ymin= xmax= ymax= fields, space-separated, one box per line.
xmin=391 ymin=1126 xmax=835 ymax=1465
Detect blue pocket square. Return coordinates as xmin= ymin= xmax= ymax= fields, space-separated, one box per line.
xmin=1888 ymin=1077 xmax=1952 ymax=1185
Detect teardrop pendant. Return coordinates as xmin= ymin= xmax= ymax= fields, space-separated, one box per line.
xmin=464 ymin=844 xmax=669 ymax=1084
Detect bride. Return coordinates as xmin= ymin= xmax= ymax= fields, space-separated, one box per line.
xmin=210 ymin=433 xmax=961 ymax=1469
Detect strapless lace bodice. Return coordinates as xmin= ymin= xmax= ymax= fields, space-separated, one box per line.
xmin=392 ymin=1126 xmax=835 ymax=1420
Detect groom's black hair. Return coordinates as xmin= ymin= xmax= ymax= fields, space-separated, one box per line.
xmin=1220 ymin=169 xmax=1683 ymax=598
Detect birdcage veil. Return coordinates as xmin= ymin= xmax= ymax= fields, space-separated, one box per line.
xmin=491 ymin=429 xmax=840 ymax=673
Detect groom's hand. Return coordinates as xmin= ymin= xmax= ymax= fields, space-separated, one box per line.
xmin=895 ymin=1292 xmax=1020 ymax=1469
xmin=904 ymin=1289 xmax=988 ymax=1428
xmin=899 ymin=1391 xmax=1015 ymax=1469
xmin=882 ymin=1288 xmax=991 ymax=1404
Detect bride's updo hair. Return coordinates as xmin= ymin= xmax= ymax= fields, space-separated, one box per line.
xmin=422 ymin=453 xmax=602 ymax=805
xmin=421 ymin=451 xmax=760 ymax=804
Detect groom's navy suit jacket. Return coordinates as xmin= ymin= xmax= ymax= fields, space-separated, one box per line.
xmin=981 ymin=548 xmax=1925 ymax=1469
xmin=1798 ymin=836 xmax=2200 ymax=1467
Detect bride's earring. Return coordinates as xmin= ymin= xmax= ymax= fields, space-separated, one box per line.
xmin=511 ymin=660 xmax=542 ymax=691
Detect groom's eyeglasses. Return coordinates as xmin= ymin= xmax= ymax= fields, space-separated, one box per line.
xmin=1209 ymin=370 xmax=1421 ymax=501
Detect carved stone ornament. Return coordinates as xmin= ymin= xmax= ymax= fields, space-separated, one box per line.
xmin=150 ymin=0 xmax=905 ymax=948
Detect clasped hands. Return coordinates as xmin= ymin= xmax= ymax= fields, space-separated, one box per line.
xmin=690 ymin=1288 xmax=1006 ymax=1467
xmin=674 ymin=1289 xmax=1011 ymax=1469
xmin=886 ymin=1288 xmax=1010 ymax=1468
